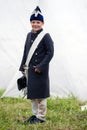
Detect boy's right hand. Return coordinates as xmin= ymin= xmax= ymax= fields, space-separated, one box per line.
xmin=21 ymin=71 xmax=25 ymax=75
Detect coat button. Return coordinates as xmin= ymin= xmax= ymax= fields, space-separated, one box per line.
xmin=31 ymin=40 xmax=33 ymax=43
xmin=35 ymin=59 xmax=37 ymax=62
xmin=35 ymin=53 xmax=38 ymax=55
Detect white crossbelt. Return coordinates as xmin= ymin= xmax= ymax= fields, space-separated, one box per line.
xmin=24 ymin=30 xmax=46 ymax=70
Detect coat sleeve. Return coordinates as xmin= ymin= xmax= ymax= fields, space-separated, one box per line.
xmin=36 ymin=33 xmax=54 ymax=72
xmin=19 ymin=34 xmax=28 ymax=71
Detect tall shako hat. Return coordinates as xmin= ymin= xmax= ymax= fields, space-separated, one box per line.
xmin=30 ymin=6 xmax=44 ymax=22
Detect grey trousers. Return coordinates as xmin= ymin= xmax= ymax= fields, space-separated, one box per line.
xmin=30 ymin=99 xmax=47 ymax=120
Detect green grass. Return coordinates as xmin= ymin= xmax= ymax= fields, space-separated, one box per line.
xmin=0 ymin=90 xmax=87 ymax=130
xmin=0 ymin=89 xmax=5 ymax=96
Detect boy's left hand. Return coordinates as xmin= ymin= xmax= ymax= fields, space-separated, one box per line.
xmin=33 ymin=66 xmax=41 ymax=73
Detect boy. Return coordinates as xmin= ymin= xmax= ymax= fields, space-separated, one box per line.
xmin=19 ymin=6 xmax=54 ymax=124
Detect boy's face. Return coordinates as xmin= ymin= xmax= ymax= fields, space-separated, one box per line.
xmin=30 ymin=20 xmax=44 ymax=32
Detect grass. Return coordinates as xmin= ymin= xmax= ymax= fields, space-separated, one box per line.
xmin=0 ymin=90 xmax=87 ymax=130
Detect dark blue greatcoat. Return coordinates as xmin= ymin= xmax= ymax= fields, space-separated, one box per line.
xmin=19 ymin=29 xmax=54 ymax=99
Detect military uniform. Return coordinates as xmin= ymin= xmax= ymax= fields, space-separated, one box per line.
xmin=19 ymin=29 xmax=54 ymax=99
xmin=19 ymin=6 xmax=54 ymax=123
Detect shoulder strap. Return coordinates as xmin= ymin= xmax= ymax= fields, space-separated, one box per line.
xmin=25 ymin=30 xmax=46 ymax=68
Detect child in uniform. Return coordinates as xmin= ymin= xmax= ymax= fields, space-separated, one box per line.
xmin=19 ymin=6 xmax=54 ymax=124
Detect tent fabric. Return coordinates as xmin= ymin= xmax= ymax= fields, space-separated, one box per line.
xmin=0 ymin=0 xmax=87 ymax=101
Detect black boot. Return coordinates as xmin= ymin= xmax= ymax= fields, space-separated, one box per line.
xmin=30 ymin=117 xmax=45 ymax=124
xmin=24 ymin=115 xmax=36 ymax=124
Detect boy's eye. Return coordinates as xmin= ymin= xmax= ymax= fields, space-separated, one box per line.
xmin=37 ymin=22 xmax=40 ymax=24
xmin=32 ymin=22 xmax=35 ymax=24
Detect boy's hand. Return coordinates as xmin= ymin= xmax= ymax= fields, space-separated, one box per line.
xmin=21 ymin=71 xmax=25 ymax=75
xmin=33 ymin=66 xmax=41 ymax=73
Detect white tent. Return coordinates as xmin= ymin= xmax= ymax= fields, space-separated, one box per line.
xmin=0 ymin=0 xmax=87 ymax=101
